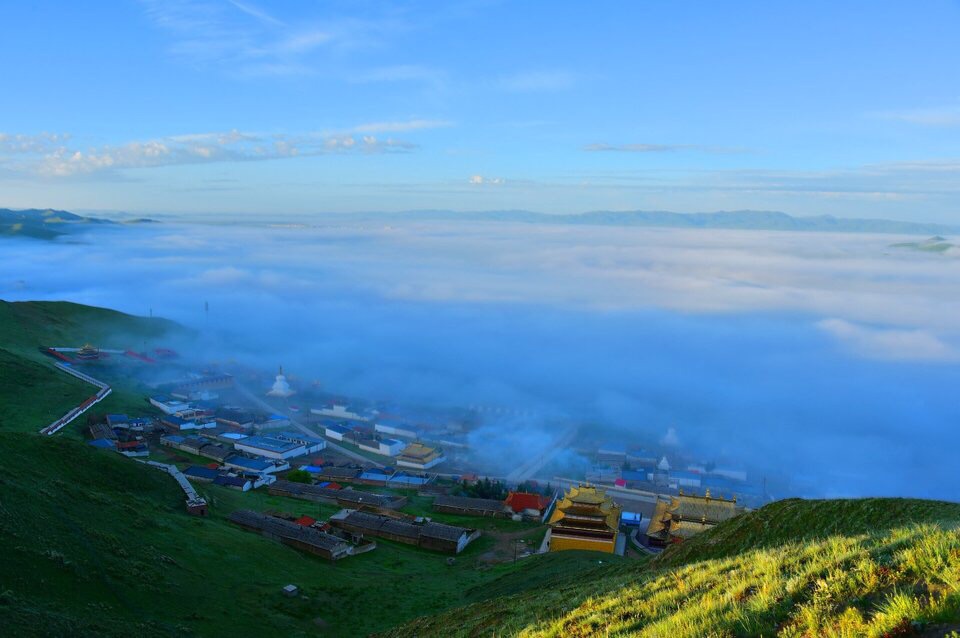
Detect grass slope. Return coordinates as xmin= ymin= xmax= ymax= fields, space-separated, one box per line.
xmin=384 ymin=499 xmax=960 ymax=637
xmin=0 ymin=433 xmax=608 ymax=637
xmin=0 ymin=300 xmax=181 ymax=433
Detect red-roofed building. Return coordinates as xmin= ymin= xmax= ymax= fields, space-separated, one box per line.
xmin=505 ymin=491 xmax=551 ymax=516
xmin=614 ymin=478 xmax=627 ymax=487
xmin=294 ymin=515 xmax=317 ymax=527
xmin=206 ymin=462 xmax=220 ymax=470
xmin=326 ymin=482 xmax=342 ymax=490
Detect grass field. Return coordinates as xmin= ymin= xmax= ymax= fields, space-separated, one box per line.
xmin=383 ymin=498 xmax=960 ymax=637
xmin=0 ymin=432 xmax=618 ymax=637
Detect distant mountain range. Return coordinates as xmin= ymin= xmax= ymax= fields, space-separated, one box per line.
xmin=3 ymin=206 xmax=957 ymax=237
xmin=0 ymin=208 xmax=155 ymax=239
xmin=363 ymin=209 xmax=960 ymax=235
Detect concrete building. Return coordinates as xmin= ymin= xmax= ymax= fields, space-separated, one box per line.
xmin=274 ymin=431 xmax=326 ymax=454
xmin=324 ymin=423 xmax=351 ymax=441
xmin=670 ymin=470 xmax=702 ymax=489
xmin=214 ymin=474 xmax=252 ymax=491
xmin=149 ymin=395 xmax=193 ymax=415
xmin=374 ymin=419 xmax=422 ymax=440
xmin=377 ymin=438 xmax=406 ymax=456
xmin=311 ymin=402 xmax=373 ymax=422
xmin=223 ymin=455 xmax=289 ymax=474
xmin=234 ymin=435 xmax=307 ymax=460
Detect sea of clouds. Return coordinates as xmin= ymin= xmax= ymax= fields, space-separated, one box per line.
xmin=2 ymin=219 xmax=958 ymax=499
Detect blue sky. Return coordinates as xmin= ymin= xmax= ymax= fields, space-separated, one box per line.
xmin=2 ymin=0 xmax=960 ymax=219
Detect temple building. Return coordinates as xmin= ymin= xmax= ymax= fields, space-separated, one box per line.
xmin=645 ymin=489 xmax=742 ymax=547
xmin=76 ymin=343 xmax=100 ymax=360
xmin=396 ymin=443 xmax=445 ymax=470
xmin=547 ymin=484 xmax=621 ymax=554
xmin=267 ymin=366 xmax=295 ymax=398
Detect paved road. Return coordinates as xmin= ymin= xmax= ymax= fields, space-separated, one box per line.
xmin=233 ymin=382 xmax=384 ymax=468
xmin=505 ymin=424 xmax=579 ymax=483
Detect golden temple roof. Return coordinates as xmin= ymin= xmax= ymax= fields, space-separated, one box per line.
xmin=549 ymin=485 xmax=620 ymax=532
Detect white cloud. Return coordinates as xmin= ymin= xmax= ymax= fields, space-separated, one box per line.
xmin=0 ymin=132 xmax=70 ymax=154
xmin=351 ymin=119 xmax=452 ymax=134
xmin=0 ymin=127 xmax=424 ymax=178
xmin=816 ymin=318 xmax=959 ymax=362
xmin=469 ymin=175 xmax=505 ymax=185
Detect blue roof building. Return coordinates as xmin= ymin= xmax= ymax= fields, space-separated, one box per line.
xmin=224 ymin=455 xmax=274 ymax=473
xmin=234 ymin=435 xmax=306 ymax=460
xmin=620 ymin=469 xmax=648 ymax=483
xmin=183 ymin=466 xmax=219 ymax=481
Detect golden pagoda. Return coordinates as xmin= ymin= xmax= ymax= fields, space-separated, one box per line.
xmin=645 ymin=489 xmax=742 ymax=547
xmin=76 ymin=343 xmax=100 ymax=360
xmin=547 ymin=484 xmax=621 ymax=554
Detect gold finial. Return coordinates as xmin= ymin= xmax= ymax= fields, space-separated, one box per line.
xmin=678 ymin=487 xmax=683 ymax=496
xmin=705 ymin=488 xmax=711 ymax=500
xmin=733 ymin=495 xmax=737 ymax=504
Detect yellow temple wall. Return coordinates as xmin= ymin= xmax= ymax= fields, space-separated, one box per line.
xmin=549 ymin=534 xmax=618 ymax=554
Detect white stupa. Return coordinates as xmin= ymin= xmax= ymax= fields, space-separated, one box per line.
xmin=267 ymin=365 xmax=295 ymax=398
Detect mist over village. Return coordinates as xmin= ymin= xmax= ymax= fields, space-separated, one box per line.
xmin=3 ymin=2 xmax=960 ymax=637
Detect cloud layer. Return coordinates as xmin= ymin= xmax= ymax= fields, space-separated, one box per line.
xmin=2 ymin=220 xmax=959 ymax=500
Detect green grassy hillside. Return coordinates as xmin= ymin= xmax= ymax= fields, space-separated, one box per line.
xmin=384 ymin=499 xmax=960 ymax=637
xmin=0 ymin=300 xmax=182 ymax=432
xmin=0 ymin=433 xmax=608 ymax=637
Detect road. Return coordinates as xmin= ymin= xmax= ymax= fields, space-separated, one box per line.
xmin=505 ymin=424 xmax=579 ymax=483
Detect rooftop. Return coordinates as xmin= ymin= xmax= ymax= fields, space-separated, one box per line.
xmin=237 ymin=435 xmax=302 ymax=454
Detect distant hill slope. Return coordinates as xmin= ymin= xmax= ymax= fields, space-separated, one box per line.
xmin=355 ymin=209 xmax=960 ymax=235
xmin=0 ymin=208 xmax=114 ymax=239
xmin=384 ymin=498 xmax=960 ymax=637
xmin=0 ymin=300 xmax=184 ymax=432
xmin=890 ymin=235 xmax=957 ymax=254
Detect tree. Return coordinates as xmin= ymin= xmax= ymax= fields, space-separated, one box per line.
xmin=285 ymin=469 xmax=313 ymax=484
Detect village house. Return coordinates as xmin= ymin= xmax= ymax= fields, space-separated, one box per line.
xmin=432 ymin=495 xmax=508 ymax=518
xmin=329 ymin=510 xmax=478 ymax=554
xmin=223 ymin=455 xmax=289 ymax=474
xmin=268 ymin=479 xmax=406 ymax=510
xmin=504 ymin=491 xmax=553 ymax=519
xmin=323 ymin=423 xmax=351 ymax=441
xmin=273 ymin=431 xmax=326 ymax=454
xmin=229 ymin=510 xmax=353 ymax=561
